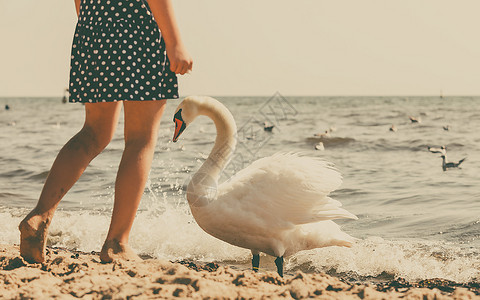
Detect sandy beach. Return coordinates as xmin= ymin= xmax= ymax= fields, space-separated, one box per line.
xmin=0 ymin=244 xmax=477 ymax=299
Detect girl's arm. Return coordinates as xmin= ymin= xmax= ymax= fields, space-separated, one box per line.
xmin=74 ymin=0 xmax=81 ymax=17
xmin=147 ymin=0 xmax=193 ymax=75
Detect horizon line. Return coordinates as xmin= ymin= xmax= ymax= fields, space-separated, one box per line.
xmin=1 ymin=94 xmax=479 ymax=99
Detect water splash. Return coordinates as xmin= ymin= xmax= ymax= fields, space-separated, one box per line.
xmin=1 ymin=207 xmax=477 ymax=283
xmin=288 ymin=236 xmax=479 ymax=283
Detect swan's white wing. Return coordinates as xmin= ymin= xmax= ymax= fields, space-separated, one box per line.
xmin=217 ymin=152 xmax=357 ymax=229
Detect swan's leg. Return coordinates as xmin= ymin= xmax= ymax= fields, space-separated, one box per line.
xmin=275 ymin=256 xmax=284 ymax=277
xmin=252 ymin=254 xmax=260 ymax=272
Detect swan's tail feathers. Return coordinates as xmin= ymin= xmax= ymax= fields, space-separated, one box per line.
xmin=332 ymin=239 xmax=352 ymax=248
xmin=313 ymin=208 xmax=358 ymax=221
xmin=299 ymin=221 xmax=358 ymax=250
xmin=290 ymin=205 xmax=358 ymax=225
xmin=306 ymin=196 xmax=358 ymax=223
xmin=332 ymin=236 xmax=358 ymax=248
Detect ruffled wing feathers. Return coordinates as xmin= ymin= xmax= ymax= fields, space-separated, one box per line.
xmin=217 ymin=152 xmax=357 ymax=228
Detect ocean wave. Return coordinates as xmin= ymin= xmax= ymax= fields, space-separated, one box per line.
xmin=302 ymin=134 xmax=468 ymax=153
xmin=351 ymin=139 xmax=466 ymax=153
xmin=0 ymin=168 xmax=35 ymax=178
xmin=288 ymin=237 xmax=479 ymax=283
xmin=0 ymin=206 xmax=478 ymax=283
xmin=2 ymin=97 xmax=480 ymax=285
xmin=305 ymin=136 xmax=356 ymax=147
xmin=26 ymin=170 xmax=49 ymax=181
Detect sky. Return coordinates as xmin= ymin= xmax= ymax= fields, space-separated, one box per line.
xmin=0 ymin=0 xmax=479 ymax=97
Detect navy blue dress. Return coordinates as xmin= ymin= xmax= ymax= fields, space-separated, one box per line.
xmin=69 ymin=0 xmax=179 ymax=103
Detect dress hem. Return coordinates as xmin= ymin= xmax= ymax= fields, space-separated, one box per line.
xmin=69 ymin=97 xmax=179 ymax=103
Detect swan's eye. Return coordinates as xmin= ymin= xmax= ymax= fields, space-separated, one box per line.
xmin=173 ymin=109 xmax=182 ymax=122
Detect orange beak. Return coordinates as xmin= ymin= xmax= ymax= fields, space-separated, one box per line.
xmin=173 ymin=109 xmax=186 ymax=142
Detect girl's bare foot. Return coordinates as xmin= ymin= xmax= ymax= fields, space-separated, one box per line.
xmin=100 ymin=239 xmax=141 ymax=263
xmin=19 ymin=213 xmax=50 ymax=263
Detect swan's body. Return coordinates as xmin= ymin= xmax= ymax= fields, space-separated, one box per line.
xmin=173 ymin=96 xmax=357 ymax=276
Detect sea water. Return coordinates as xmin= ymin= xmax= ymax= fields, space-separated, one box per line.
xmin=0 ymin=96 xmax=478 ymax=283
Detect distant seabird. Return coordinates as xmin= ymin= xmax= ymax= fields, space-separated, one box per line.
xmin=441 ymin=155 xmax=466 ymax=171
xmin=409 ymin=116 xmax=421 ymax=123
xmin=443 ymin=125 xmax=450 ymax=131
xmin=62 ymin=88 xmax=69 ymax=103
xmin=389 ymin=125 xmax=397 ymax=132
xmin=314 ymin=142 xmax=325 ymax=151
xmin=263 ymin=122 xmax=274 ymax=132
xmin=314 ymin=130 xmax=331 ymax=138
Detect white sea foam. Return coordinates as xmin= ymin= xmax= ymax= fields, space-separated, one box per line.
xmin=1 ymin=205 xmax=478 ymax=283
xmin=0 ymin=211 xmax=23 ymax=244
xmin=130 ymin=198 xmax=249 ymax=262
xmin=288 ymin=236 xmax=479 ymax=283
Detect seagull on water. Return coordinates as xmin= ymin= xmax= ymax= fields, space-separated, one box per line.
xmin=263 ymin=122 xmax=275 ymax=132
xmin=409 ymin=116 xmax=421 ymax=123
xmin=314 ymin=142 xmax=325 ymax=151
xmin=314 ymin=130 xmax=331 ymax=138
xmin=428 ymin=146 xmax=447 ymax=156
xmin=441 ymin=155 xmax=466 ymax=171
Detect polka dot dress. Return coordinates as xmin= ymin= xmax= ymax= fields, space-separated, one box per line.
xmin=69 ymin=0 xmax=179 ymax=103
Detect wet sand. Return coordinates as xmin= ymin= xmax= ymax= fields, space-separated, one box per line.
xmin=0 ymin=244 xmax=478 ymax=299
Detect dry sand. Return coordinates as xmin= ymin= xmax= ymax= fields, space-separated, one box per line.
xmin=0 ymin=244 xmax=478 ymax=299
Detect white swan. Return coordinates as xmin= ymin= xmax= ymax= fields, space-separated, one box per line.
xmin=172 ymin=96 xmax=358 ymax=276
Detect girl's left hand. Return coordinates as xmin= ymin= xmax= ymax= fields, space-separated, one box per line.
xmin=167 ymin=43 xmax=193 ymax=75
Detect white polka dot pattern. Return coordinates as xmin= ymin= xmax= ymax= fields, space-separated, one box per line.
xmin=69 ymin=0 xmax=179 ymax=103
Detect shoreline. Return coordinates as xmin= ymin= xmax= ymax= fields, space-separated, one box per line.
xmin=0 ymin=245 xmax=478 ymax=299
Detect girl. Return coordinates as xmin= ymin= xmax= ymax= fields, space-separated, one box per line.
xmin=19 ymin=0 xmax=193 ymax=263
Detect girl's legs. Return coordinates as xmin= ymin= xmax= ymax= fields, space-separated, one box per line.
xmin=19 ymin=102 xmax=123 ymax=263
xmin=100 ymin=100 xmax=167 ymax=262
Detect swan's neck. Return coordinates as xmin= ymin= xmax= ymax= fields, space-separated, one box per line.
xmin=187 ymin=100 xmax=237 ymax=207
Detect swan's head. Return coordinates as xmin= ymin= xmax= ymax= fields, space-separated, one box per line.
xmin=172 ymin=96 xmax=203 ymax=142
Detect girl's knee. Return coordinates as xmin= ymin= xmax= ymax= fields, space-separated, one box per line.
xmin=67 ymin=126 xmax=112 ymax=155
xmin=124 ymin=133 xmax=157 ymax=151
